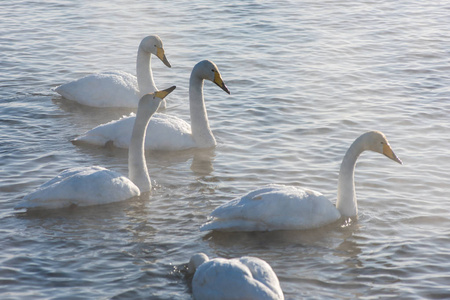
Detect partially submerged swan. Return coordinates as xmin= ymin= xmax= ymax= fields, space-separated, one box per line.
xmin=72 ymin=60 xmax=230 ymax=151
xmin=55 ymin=35 xmax=171 ymax=108
xmin=188 ymin=253 xmax=284 ymax=300
xmin=200 ymin=131 xmax=402 ymax=231
xmin=15 ymin=86 xmax=176 ymax=210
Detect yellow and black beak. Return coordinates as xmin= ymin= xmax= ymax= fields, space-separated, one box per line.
xmin=383 ymin=143 xmax=403 ymax=165
xmin=213 ymin=71 xmax=230 ymax=95
xmin=156 ymin=47 xmax=171 ymax=68
xmin=154 ymin=86 xmax=176 ymax=99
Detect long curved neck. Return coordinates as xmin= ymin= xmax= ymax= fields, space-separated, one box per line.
xmin=136 ymin=47 xmax=156 ymax=95
xmin=336 ymin=136 xmax=366 ymax=217
xmin=189 ymin=74 xmax=216 ymax=148
xmin=128 ymin=106 xmax=151 ymax=193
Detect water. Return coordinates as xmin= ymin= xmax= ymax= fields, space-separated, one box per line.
xmin=1 ymin=0 xmax=449 ymax=299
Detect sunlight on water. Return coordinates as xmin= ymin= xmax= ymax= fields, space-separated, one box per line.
xmin=0 ymin=0 xmax=449 ymax=299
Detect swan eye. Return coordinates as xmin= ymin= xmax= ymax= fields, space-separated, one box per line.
xmin=211 ymin=69 xmax=215 ymax=72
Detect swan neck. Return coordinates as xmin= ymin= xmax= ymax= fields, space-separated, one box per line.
xmin=189 ymin=74 xmax=216 ymax=148
xmin=128 ymin=106 xmax=151 ymax=192
xmin=336 ymin=137 xmax=365 ymax=217
xmin=136 ymin=48 xmax=156 ymax=95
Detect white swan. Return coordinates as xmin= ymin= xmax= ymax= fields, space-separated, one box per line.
xmin=55 ymin=35 xmax=171 ymax=109
xmin=15 ymin=86 xmax=176 ymax=210
xmin=200 ymin=131 xmax=402 ymax=231
xmin=72 ymin=60 xmax=230 ymax=151
xmin=188 ymin=253 xmax=284 ymax=300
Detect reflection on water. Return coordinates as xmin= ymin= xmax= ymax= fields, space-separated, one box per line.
xmin=190 ymin=148 xmax=215 ymax=175
xmin=1 ymin=0 xmax=450 ymax=299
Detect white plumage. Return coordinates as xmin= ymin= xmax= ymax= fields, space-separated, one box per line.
xmin=16 ymin=87 xmax=176 ymax=210
xmin=15 ymin=166 xmax=140 ymax=210
xmin=55 ymin=35 xmax=171 ymax=108
xmin=201 ymin=131 xmax=402 ymax=232
xmin=73 ymin=112 xmax=195 ymax=151
xmin=72 ymin=60 xmax=230 ymax=151
xmin=188 ymin=253 xmax=284 ymax=300
xmin=200 ymin=184 xmax=341 ymax=232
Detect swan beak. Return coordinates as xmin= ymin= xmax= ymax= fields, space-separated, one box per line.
xmin=383 ymin=143 xmax=403 ymax=165
xmin=156 ymin=47 xmax=171 ymax=68
xmin=213 ymin=71 xmax=230 ymax=95
xmin=154 ymin=86 xmax=176 ymax=99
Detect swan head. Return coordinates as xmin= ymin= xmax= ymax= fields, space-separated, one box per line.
xmin=188 ymin=253 xmax=209 ymax=275
xmin=194 ymin=60 xmax=230 ymax=94
xmin=364 ymin=131 xmax=402 ymax=164
xmin=139 ymin=35 xmax=171 ymax=68
xmin=140 ymin=86 xmax=176 ymax=112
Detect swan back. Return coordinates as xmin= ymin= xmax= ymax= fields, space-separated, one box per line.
xmin=200 ymin=184 xmax=341 ymax=231
xmin=55 ymin=71 xmax=140 ymax=107
xmin=191 ymin=255 xmax=284 ymax=300
xmin=16 ymin=166 xmax=140 ymax=210
xmin=72 ymin=112 xmax=196 ymax=150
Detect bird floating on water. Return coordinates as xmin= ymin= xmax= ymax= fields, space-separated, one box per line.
xmin=16 ymin=86 xmax=176 ymax=210
xmin=72 ymin=60 xmax=230 ymax=151
xmin=200 ymin=131 xmax=402 ymax=232
xmin=188 ymin=253 xmax=284 ymax=300
xmin=55 ymin=35 xmax=171 ymax=109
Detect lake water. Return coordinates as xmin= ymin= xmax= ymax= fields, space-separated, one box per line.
xmin=1 ymin=0 xmax=449 ymax=299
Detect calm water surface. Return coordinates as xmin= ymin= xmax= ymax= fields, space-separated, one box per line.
xmin=1 ymin=0 xmax=450 ymax=299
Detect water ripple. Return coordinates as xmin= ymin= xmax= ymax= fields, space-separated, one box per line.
xmin=1 ymin=0 xmax=450 ymax=299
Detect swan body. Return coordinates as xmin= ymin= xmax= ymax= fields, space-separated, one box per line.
xmin=73 ymin=112 xmax=196 ymax=151
xmin=188 ymin=253 xmax=284 ymax=300
xmin=55 ymin=35 xmax=171 ymax=108
xmin=200 ymin=184 xmax=341 ymax=231
xmin=201 ymin=131 xmax=402 ymax=232
xmin=72 ymin=60 xmax=230 ymax=151
xmin=15 ymin=166 xmax=140 ymax=210
xmin=16 ymin=86 xmax=176 ymax=210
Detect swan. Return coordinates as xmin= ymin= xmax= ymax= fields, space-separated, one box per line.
xmin=15 ymin=86 xmax=176 ymax=210
xmin=200 ymin=131 xmax=402 ymax=232
xmin=188 ymin=253 xmax=284 ymax=300
xmin=72 ymin=60 xmax=230 ymax=151
xmin=55 ymin=35 xmax=171 ymax=109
